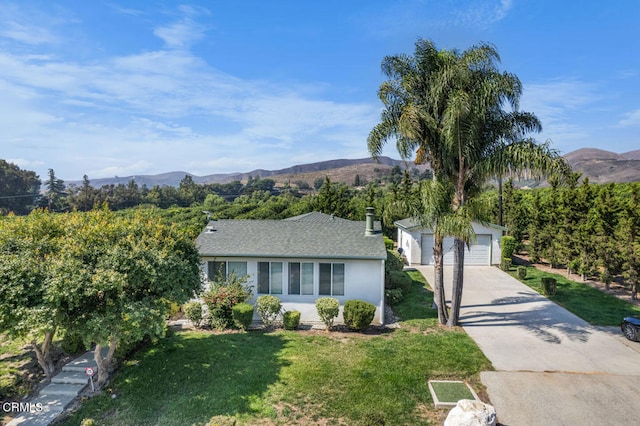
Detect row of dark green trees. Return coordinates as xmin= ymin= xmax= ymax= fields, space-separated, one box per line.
xmin=0 ymin=159 xmax=419 ymax=215
xmin=502 ymin=176 xmax=640 ymax=298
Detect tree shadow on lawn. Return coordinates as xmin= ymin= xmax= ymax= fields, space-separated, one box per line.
xmin=63 ymin=331 xmax=289 ymax=425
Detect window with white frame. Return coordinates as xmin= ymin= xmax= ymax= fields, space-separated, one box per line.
xmin=319 ymin=263 xmax=344 ymax=296
xmin=288 ymin=262 xmax=314 ymax=295
xmin=258 ymin=262 xmax=283 ymax=294
xmin=207 ymin=261 xmax=247 ymax=281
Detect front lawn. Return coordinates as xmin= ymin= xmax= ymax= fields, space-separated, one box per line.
xmin=59 ymin=273 xmax=491 ymax=426
xmin=510 ymin=266 xmax=640 ymax=326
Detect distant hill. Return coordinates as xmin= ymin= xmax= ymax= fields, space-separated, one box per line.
xmin=70 ymin=157 xmax=427 ymax=188
xmin=563 ymin=148 xmax=640 ymax=184
xmin=67 ymin=148 xmax=640 ymax=189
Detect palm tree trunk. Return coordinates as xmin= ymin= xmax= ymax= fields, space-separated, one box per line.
xmin=433 ymin=234 xmax=448 ymax=324
xmin=498 ymin=176 xmax=503 ymax=227
xmin=447 ymin=238 xmax=465 ymax=326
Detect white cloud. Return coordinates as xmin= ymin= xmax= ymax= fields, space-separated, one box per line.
xmin=0 ymin=4 xmax=383 ymax=180
xmin=6 ymin=158 xmax=45 ymax=169
xmin=0 ymin=3 xmax=61 ymax=45
xmin=454 ymin=0 xmax=514 ymax=28
xmin=618 ymin=109 xmax=640 ymax=127
xmin=154 ymin=18 xmax=206 ymax=49
xmin=520 ymin=79 xmax=598 ymax=147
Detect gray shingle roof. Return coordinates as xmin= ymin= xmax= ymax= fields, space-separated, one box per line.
xmin=196 ymin=212 xmax=386 ymax=260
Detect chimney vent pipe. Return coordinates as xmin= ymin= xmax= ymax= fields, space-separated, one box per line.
xmin=365 ymin=207 xmax=375 ymax=236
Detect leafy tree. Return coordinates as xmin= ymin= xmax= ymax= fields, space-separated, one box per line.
xmin=618 ymin=184 xmax=640 ymax=298
xmin=0 ymin=209 xmax=202 ymax=384
xmin=0 ymin=211 xmax=67 ymax=375
xmin=179 ymin=175 xmax=200 ymax=206
xmin=0 ymin=160 xmax=41 ymax=215
xmin=502 ymin=179 xmax=528 ymax=251
xmin=314 ymin=177 xmax=353 ymax=218
xmin=313 ymin=177 xmax=325 ymax=191
xmin=40 ymin=168 xmax=67 ymax=212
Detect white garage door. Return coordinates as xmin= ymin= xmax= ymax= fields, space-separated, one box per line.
xmin=421 ymin=234 xmax=434 ymax=265
xmin=421 ymin=234 xmax=492 ymax=265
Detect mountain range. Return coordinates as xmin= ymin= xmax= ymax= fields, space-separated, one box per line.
xmin=70 ymin=148 xmax=640 ymax=188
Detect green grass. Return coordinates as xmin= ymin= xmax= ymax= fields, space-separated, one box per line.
xmin=0 ymin=334 xmax=38 ymax=400
xmin=60 ymin=273 xmax=491 ymax=426
xmin=510 ymin=266 xmax=640 ymax=326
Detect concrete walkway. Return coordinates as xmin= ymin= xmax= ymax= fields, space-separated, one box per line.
xmin=415 ymin=265 xmax=640 ymax=425
xmin=7 ymin=349 xmax=103 ymax=426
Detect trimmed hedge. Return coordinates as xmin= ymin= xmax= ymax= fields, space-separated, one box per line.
xmin=517 ymin=266 xmax=527 ymax=280
xmin=501 ymin=258 xmax=512 ymax=271
xmin=256 ymin=295 xmax=282 ymax=327
xmin=283 ymin=310 xmax=301 ymax=330
xmin=541 ymin=277 xmax=557 ymax=296
xmin=232 ymin=303 xmax=254 ymax=330
xmin=316 ymin=297 xmax=340 ymax=330
xmin=501 ymin=235 xmax=517 ymax=259
xmin=184 ymin=301 xmax=203 ymax=328
xmin=385 ymin=250 xmax=404 ymax=275
xmin=343 ymin=300 xmax=376 ymax=331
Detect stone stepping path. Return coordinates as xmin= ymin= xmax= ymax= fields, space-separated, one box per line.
xmin=7 ymin=348 xmax=107 ymax=426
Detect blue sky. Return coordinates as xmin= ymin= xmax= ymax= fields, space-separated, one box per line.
xmin=2 ymin=1 xmax=639 ymax=181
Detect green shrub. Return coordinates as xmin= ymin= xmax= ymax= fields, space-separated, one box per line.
xmin=385 ymin=288 xmax=403 ymax=305
xmin=163 ymin=299 xmax=182 ymax=320
xmin=383 ymin=236 xmax=394 ymax=251
xmin=517 ymin=266 xmax=527 ymax=280
xmin=600 ymin=271 xmax=612 ymax=285
xmin=256 ymin=295 xmax=282 ymax=327
xmin=501 ymin=235 xmax=517 ymax=259
xmin=343 ymin=300 xmax=376 ymax=331
xmin=232 ymin=303 xmax=254 ymax=330
xmin=315 ymin=297 xmax=340 ymax=330
xmin=541 ymin=277 xmax=557 ymax=296
xmin=501 ymin=258 xmax=512 ymax=271
xmin=385 ymin=250 xmax=404 ymax=275
xmin=80 ymin=419 xmax=96 ymax=426
xmin=183 ymin=301 xmax=203 ymax=328
xmin=283 ymin=310 xmax=301 ymax=330
xmin=386 ymin=270 xmax=412 ymax=291
xmin=202 ymin=275 xmax=252 ymax=330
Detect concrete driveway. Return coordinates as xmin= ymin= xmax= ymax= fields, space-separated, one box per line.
xmin=415 ymin=266 xmax=640 ymax=425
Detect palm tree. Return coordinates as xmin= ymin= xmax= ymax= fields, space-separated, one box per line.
xmin=368 ymin=39 xmax=462 ymax=324
xmin=369 ymin=39 xmax=570 ymax=326
xmin=435 ymin=45 xmax=570 ymax=326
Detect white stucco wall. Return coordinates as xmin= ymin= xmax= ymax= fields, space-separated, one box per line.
xmin=200 ymin=256 xmax=385 ymax=325
xmin=397 ymin=227 xmax=422 ymax=265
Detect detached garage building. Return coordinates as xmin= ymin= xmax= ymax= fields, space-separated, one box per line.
xmin=395 ymin=218 xmax=506 ymax=266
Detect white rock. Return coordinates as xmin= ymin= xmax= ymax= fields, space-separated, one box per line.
xmin=444 ymin=399 xmax=496 ymax=426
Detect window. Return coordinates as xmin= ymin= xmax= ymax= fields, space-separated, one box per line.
xmin=207 ymin=261 xmax=247 ymax=281
xmin=207 ymin=261 xmax=226 ymax=281
xmin=228 ymin=261 xmax=247 ymax=277
xmin=258 ymin=262 xmax=283 ymax=294
xmin=319 ymin=263 xmax=344 ymax=296
xmin=289 ymin=262 xmax=314 ymax=295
